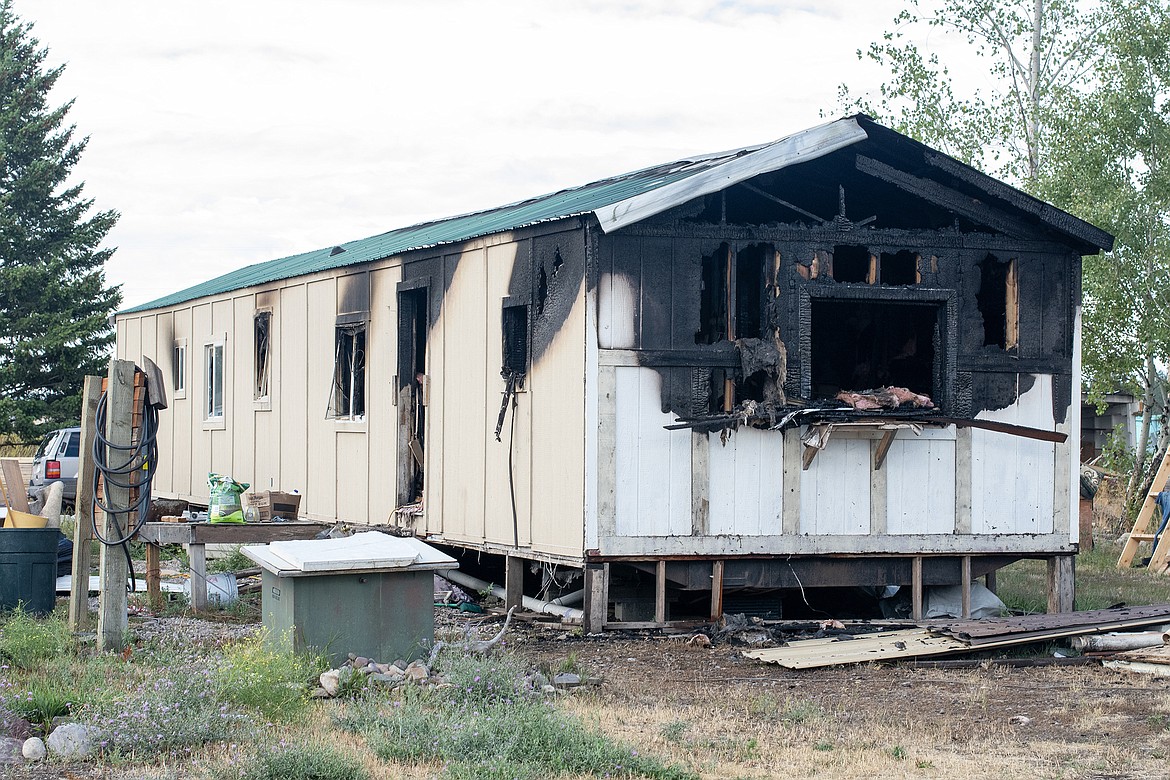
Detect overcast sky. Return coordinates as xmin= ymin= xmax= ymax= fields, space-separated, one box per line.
xmin=17 ymin=0 xmax=966 ymax=309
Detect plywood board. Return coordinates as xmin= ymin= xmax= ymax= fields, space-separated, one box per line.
xmin=265 ymin=532 xmax=421 ymax=572
xmin=743 ymin=629 xmax=967 ymax=669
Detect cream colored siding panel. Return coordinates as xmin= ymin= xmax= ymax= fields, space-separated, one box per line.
xmin=305 ymin=279 xmax=338 ymax=519
xmin=799 ymin=436 xmax=871 ymax=535
xmin=279 ymin=285 xmax=309 ymax=500
xmin=191 ymin=303 xmax=213 ymax=488
xmin=483 ymin=242 xmax=532 ymax=547
xmin=598 ymin=271 xmax=637 ymax=349
xmin=708 ymin=427 xmax=784 ymax=536
xmin=173 ymin=307 xmax=194 ymax=498
xmin=614 ymin=366 xmax=691 ymax=537
xmin=231 ymin=297 xmax=256 ymax=486
xmin=971 ymin=375 xmax=1056 ymax=535
xmin=367 ymin=266 xmax=401 ymax=525
xmin=336 ymin=431 xmax=368 ymax=522
xmin=886 ymin=427 xmax=957 ymax=535
xmin=436 ymin=249 xmax=489 ymax=543
xmin=529 ymin=276 xmax=586 ymax=556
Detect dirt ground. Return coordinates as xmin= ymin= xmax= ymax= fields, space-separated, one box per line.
xmin=12 ymin=609 xmax=1170 ymax=779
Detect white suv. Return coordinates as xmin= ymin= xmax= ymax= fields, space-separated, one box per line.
xmin=30 ymin=427 xmax=81 ymax=506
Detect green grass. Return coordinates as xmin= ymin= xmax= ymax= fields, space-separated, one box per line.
xmin=340 ymin=653 xmax=696 ymax=780
xmin=0 ymin=606 xmax=72 ymax=669
xmin=213 ymin=630 xmax=329 ymax=720
xmin=995 ymin=534 xmax=1170 ymax=613
xmin=209 ymin=545 xmax=254 ymax=574
xmin=219 ymin=743 xmax=370 ymax=780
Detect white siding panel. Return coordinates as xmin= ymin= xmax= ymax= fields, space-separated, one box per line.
xmin=886 ymin=427 xmax=956 ymax=534
xmin=598 ymin=272 xmax=637 ymax=349
xmin=614 ymin=366 xmax=690 ymax=537
xmin=708 ymin=428 xmax=784 ymax=536
xmin=799 ymin=436 xmax=870 ymax=535
xmin=971 ymin=375 xmax=1056 ymax=535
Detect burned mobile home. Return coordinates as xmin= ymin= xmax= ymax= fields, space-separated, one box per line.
xmin=115 ymin=115 xmax=1112 ymax=629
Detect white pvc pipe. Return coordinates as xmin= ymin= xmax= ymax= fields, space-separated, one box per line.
xmin=441 ymin=569 xmax=585 ymax=621
xmin=550 ymin=589 xmax=584 ymax=607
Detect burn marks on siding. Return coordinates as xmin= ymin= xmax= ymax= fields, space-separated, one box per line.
xmin=597 ymin=229 xmax=1076 ymax=427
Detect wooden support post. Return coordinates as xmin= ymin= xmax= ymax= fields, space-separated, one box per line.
xmin=911 ymin=556 xmax=924 ymax=622
xmin=1047 ymin=555 xmax=1075 ymax=614
xmin=655 ymin=560 xmax=667 ymax=625
xmin=189 ymin=543 xmax=207 ymax=611
xmin=69 ymin=375 xmax=102 ymax=633
xmin=583 ymin=563 xmax=608 ymax=634
xmin=98 ymin=360 xmax=134 ymax=651
xmin=960 ymin=555 xmax=972 ymax=619
xmin=504 ymin=555 xmax=524 ymax=611
xmin=710 ymin=560 xmax=724 ymax=622
xmin=145 ymin=543 xmax=162 ymax=612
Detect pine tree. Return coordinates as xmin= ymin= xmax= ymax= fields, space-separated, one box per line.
xmin=0 ymin=0 xmax=121 ymax=443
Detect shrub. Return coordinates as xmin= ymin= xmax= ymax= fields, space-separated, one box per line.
xmin=209 ymin=546 xmax=253 ymax=574
xmin=81 ymin=665 xmax=249 ymax=756
xmin=221 ymin=743 xmax=370 ymax=780
xmin=213 ymin=630 xmax=328 ymax=720
xmin=348 ymin=652 xmax=695 ymax=780
xmin=0 ymin=607 xmax=71 ymax=669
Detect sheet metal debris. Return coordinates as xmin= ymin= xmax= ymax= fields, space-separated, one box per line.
xmin=743 ymin=604 xmax=1170 ymax=669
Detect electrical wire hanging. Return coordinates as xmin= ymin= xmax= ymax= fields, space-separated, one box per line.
xmin=90 ymin=376 xmax=160 ymax=591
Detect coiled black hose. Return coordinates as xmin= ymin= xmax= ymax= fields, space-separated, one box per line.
xmin=90 ymin=381 xmax=159 ymax=591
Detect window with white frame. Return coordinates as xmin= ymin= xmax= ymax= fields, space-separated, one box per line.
xmin=205 ymin=342 xmax=224 ymax=420
xmin=329 ymin=325 xmax=366 ymax=420
xmin=173 ymin=339 xmax=187 ymax=398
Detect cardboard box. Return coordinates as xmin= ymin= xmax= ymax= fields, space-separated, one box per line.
xmin=245 ymin=490 xmax=302 ymax=522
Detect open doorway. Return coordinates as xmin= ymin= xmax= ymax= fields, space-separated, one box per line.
xmin=397 ymin=287 xmax=428 ymax=505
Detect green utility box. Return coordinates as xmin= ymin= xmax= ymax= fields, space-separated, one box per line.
xmin=0 ymin=528 xmax=58 ymax=614
xmin=262 ymin=567 xmax=437 ymax=666
xmin=245 ymin=532 xmax=457 ymax=667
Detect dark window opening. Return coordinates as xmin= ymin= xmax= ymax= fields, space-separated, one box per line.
xmin=696 ymin=244 xmax=730 ymax=344
xmin=810 ymin=299 xmax=938 ymax=399
xmin=977 ymin=254 xmax=1016 ymax=348
xmin=331 ymin=326 xmax=366 ymax=419
xmin=695 ymin=243 xmax=771 ymax=344
xmin=735 ymin=244 xmax=766 ymax=339
xmin=502 ymin=305 xmax=528 ymax=376
xmin=880 ymin=251 xmax=918 ymax=286
xmin=832 ymin=245 xmax=871 ymax=283
xmin=254 ymin=311 xmax=271 ymax=399
xmin=397 ymin=288 xmax=428 ymax=503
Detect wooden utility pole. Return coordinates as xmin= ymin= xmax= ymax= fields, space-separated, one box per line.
xmin=68 ymin=375 xmax=102 ymax=632
xmin=97 ymin=360 xmax=135 ymax=651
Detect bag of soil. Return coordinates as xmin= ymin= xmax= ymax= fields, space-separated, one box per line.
xmin=208 ymin=473 xmax=250 ymax=524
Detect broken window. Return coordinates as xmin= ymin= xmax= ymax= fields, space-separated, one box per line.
xmin=254 ymin=311 xmax=271 ymax=400
xmin=173 ymin=339 xmax=186 ymax=399
xmin=880 ymin=251 xmax=918 ymax=286
xmin=397 ymin=287 xmax=428 ymax=503
xmin=204 ymin=341 xmax=224 ymax=420
xmin=832 ymin=245 xmax=872 ymax=283
xmin=502 ymin=304 xmax=528 ymax=376
xmin=695 ymin=243 xmax=769 ymax=344
xmin=330 ymin=325 xmax=366 ymax=420
xmin=809 ymin=299 xmax=937 ymax=399
xmin=977 ymin=254 xmax=1018 ymax=349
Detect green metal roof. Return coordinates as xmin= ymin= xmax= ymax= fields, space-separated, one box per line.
xmin=121 ymin=147 xmax=749 ymax=314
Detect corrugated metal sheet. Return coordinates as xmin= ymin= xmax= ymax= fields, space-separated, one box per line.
xmin=121 ymin=146 xmax=750 ymax=314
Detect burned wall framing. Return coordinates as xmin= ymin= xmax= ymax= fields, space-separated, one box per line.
xmin=594 ymin=220 xmax=1078 ymax=422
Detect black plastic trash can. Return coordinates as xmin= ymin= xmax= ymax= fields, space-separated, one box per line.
xmin=0 ymin=528 xmax=58 ymax=614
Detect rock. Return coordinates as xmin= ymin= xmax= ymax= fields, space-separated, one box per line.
xmin=310 ymin=687 xmax=331 ymax=699
xmin=393 ymin=659 xmax=408 ymax=670
xmin=527 ymin=671 xmax=549 ymax=689
xmin=21 ymin=737 xmax=45 ymax=761
xmin=404 ymin=661 xmax=429 ymax=683
xmin=552 ymin=672 xmax=581 ymax=687
xmin=364 ymin=663 xmax=379 ymax=674
xmin=369 ymin=673 xmax=401 ymax=686
xmin=354 ymin=656 xmax=369 ymax=668
xmin=541 ymin=684 xmax=557 ymax=695
xmin=0 ymin=738 xmax=20 ymax=765
xmin=1009 ymin=715 xmax=1032 ymax=726
xmin=46 ymin=723 xmax=94 ymax=760
xmin=381 ymin=665 xmax=405 ymax=681
xmin=2 ymin=717 xmax=31 ymax=741
xmin=319 ymin=669 xmax=341 ymax=697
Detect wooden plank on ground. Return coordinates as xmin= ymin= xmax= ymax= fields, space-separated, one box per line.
xmin=743 ymin=629 xmax=967 ymax=669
